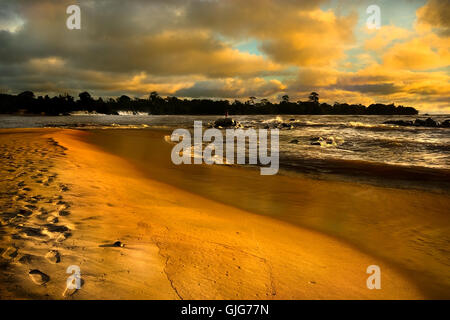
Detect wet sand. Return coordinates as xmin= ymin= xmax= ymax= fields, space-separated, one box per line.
xmin=0 ymin=128 xmax=445 ymax=299
xmin=87 ymin=128 xmax=450 ymax=299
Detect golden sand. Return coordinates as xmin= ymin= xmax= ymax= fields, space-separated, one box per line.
xmin=0 ymin=128 xmax=431 ymax=299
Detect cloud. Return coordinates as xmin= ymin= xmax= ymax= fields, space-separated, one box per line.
xmin=175 ymin=78 xmax=286 ymax=99
xmin=416 ymin=0 xmax=450 ymax=36
xmin=0 ymin=0 xmax=449 ymax=112
xmin=382 ymin=33 xmax=450 ymax=71
xmin=364 ymin=25 xmax=412 ymax=52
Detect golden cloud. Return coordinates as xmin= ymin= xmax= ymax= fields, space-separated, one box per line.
xmin=416 ymin=0 xmax=450 ymax=36
xmin=364 ymin=25 xmax=412 ymax=52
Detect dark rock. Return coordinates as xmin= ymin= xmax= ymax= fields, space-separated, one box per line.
xmin=214 ymin=118 xmax=236 ymax=128
xmin=425 ymin=117 xmax=438 ymax=127
xmin=383 ymin=118 xmax=450 ymax=128
xmin=113 ymin=241 xmax=125 ymax=247
xmin=383 ymin=120 xmax=413 ymax=126
xmin=441 ymin=120 xmax=450 ymax=128
xmin=415 ymin=117 xmax=437 ymax=127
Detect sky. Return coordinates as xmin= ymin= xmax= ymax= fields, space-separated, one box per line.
xmin=0 ymin=0 xmax=449 ymax=113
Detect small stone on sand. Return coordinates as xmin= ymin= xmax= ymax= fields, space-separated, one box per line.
xmin=113 ymin=241 xmax=125 ymax=247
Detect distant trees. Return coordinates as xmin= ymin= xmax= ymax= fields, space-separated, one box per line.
xmin=281 ymin=95 xmax=289 ymax=103
xmin=246 ymin=96 xmax=257 ymax=105
xmin=309 ymin=92 xmax=319 ymax=104
xmin=18 ymin=91 xmax=35 ymax=100
xmin=0 ymin=91 xmax=419 ymax=116
xmin=78 ymin=91 xmax=92 ymax=103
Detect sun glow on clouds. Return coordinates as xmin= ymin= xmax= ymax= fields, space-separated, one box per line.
xmin=0 ymin=0 xmax=449 ymax=112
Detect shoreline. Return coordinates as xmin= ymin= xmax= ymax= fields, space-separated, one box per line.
xmin=0 ymin=128 xmax=431 ymax=299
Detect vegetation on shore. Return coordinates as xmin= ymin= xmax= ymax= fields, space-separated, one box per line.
xmin=0 ymin=91 xmax=418 ymax=115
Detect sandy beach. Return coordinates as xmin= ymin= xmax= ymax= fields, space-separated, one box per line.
xmin=0 ymin=128 xmax=448 ymax=299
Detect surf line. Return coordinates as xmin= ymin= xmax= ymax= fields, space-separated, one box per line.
xmin=170 ymin=120 xmax=279 ymax=175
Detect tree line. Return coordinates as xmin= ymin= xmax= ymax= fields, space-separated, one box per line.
xmin=0 ymin=91 xmax=419 ymax=115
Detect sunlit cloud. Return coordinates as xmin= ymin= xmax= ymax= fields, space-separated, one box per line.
xmin=0 ymin=0 xmax=449 ymax=112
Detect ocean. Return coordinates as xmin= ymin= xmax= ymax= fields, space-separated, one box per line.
xmin=1 ymin=114 xmax=449 ymax=191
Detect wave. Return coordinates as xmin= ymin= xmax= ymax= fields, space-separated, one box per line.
xmin=117 ymin=111 xmax=149 ymax=116
xmin=279 ymin=156 xmax=450 ymax=191
xmin=69 ymin=111 xmax=107 ymax=116
xmin=44 ymin=123 xmax=150 ymax=129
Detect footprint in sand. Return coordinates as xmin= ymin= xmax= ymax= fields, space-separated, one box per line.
xmin=46 ymin=216 xmax=59 ymax=224
xmin=56 ymin=200 xmax=70 ymax=207
xmin=59 ymin=184 xmax=70 ymax=192
xmin=16 ymin=225 xmax=45 ymax=239
xmin=56 ymin=232 xmax=71 ymax=243
xmin=45 ymin=250 xmax=60 ymax=264
xmin=28 ymin=270 xmax=50 ymax=285
xmin=24 ymin=197 xmax=38 ymax=204
xmin=44 ymin=224 xmax=69 ymax=234
xmin=47 ymin=195 xmax=63 ymax=204
xmin=42 ymin=224 xmax=70 ymax=240
xmin=18 ymin=254 xmax=33 ymax=265
xmin=24 ymin=204 xmax=37 ymax=211
xmin=12 ymin=194 xmax=26 ymax=201
xmin=36 ymin=212 xmax=49 ymax=221
xmin=58 ymin=210 xmax=71 ymax=217
xmin=1 ymin=246 xmax=18 ymax=260
xmin=17 ymin=208 xmax=33 ymax=217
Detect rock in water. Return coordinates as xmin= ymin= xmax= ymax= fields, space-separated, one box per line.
xmin=29 ymin=270 xmax=50 ymax=285
xmin=383 ymin=120 xmax=413 ymax=126
xmin=214 ymin=118 xmax=236 ymax=128
xmin=45 ymin=250 xmax=60 ymax=264
xmin=414 ymin=118 xmax=437 ymax=127
xmin=441 ymin=120 xmax=450 ymax=128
